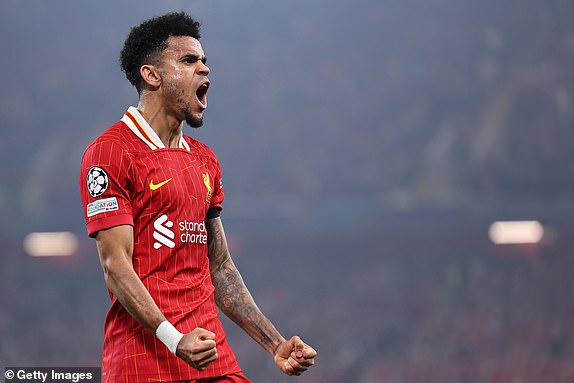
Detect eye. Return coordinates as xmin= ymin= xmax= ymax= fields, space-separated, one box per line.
xmin=182 ymin=55 xmax=207 ymax=64
xmin=184 ymin=55 xmax=199 ymax=63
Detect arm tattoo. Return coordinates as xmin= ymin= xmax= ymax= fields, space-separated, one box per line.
xmin=206 ymin=218 xmax=283 ymax=354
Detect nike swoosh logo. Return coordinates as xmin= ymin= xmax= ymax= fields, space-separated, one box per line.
xmin=149 ymin=178 xmax=173 ymax=191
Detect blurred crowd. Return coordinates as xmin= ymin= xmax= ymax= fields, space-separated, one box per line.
xmin=2 ymin=217 xmax=574 ymax=383
xmin=1 ymin=0 xmax=573 ymax=233
xmin=196 ymin=0 xmax=574 ymax=207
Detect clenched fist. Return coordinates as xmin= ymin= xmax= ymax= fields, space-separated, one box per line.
xmin=274 ymin=336 xmax=317 ymax=376
xmin=176 ymin=328 xmax=218 ymax=371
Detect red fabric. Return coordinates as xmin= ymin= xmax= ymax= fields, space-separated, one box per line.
xmin=183 ymin=372 xmax=253 ymax=383
xmin=79 ymin=112 xmax=239 ymax=382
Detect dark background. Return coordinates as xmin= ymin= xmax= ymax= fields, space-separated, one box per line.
xmin=1 ymin=0 xmax=574 ymax=382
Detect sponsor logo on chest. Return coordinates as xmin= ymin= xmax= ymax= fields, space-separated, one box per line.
xmin=152 ymin=214 xmax=208 ymax=249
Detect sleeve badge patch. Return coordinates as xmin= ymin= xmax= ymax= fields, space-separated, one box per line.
xmin=87 ymin=197 xmax=118 ymax=217
xmin=87 ymin=166 xmax=109 ymax=197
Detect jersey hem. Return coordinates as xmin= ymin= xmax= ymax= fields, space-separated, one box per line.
xmin=103 ymin=367 xmax=244 ymax=382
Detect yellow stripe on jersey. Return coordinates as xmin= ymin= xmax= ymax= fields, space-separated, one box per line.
xmin=122 ymin=107 xmax=191 ymax=152
xmin=125 ymin=110 xmax=160 ymax=150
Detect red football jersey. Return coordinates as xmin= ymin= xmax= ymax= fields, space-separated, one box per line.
xmin=79 ymin=107 xmax=242 ymax=382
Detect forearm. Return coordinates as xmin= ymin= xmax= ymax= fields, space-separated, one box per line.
xmin=96 ymin=227 xmax=165 ymax=333
xmin=206 ymin=217 xmax=317 ymax=376
xmin=212 ymin=257 xmax=285 ymax=355
xmin=97 ymin=226 xmax=203 ymax=360
xmin=207 ymin=217 xmax=285 ymax=355
xmin=102 ymin=257 xmax=166 ymax=332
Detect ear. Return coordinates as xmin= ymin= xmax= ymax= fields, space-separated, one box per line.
xmin=140 ymin=64 xmax=162 ymax=88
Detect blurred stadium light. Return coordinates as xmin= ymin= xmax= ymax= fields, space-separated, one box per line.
xmin=23 ymin=232 xmax=79 ymax=257
xmin=488 ymin=220 xmax=544 ymax=245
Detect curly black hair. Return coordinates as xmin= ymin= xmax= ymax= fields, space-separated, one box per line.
xmin=120 ymin=12 xmax=202 ymax=93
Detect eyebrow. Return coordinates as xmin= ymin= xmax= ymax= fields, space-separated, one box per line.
xmin=180 ymin=54 xmax=207 ymax=64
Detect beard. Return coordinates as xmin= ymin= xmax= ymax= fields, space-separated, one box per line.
xmin=183 ymin=107 xmax=204 ymax=128
xmin=163 ymin=78 xmax=204 ymax=128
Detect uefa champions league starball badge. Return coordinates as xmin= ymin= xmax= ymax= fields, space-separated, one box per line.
xmin=87 ymin=166 xmax=109 ymax=197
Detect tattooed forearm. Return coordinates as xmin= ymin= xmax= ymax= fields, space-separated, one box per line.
xmin=206 ymin=217 xmax=285 ymax=355
xmin=212 ymin=257 xmax=280 ymax=352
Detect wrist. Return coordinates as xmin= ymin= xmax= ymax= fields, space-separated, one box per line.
xmin=155 ymin=320 xmax=184 ymax=354
xmin=272 ymin=337 xmax=287 ymax=356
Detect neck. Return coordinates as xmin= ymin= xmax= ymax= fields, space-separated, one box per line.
xmin=137 ymin=99 xmax=183 ymax=148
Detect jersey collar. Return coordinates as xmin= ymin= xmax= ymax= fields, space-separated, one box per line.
xmin=121 ymin=106 xmax=191 ymax=151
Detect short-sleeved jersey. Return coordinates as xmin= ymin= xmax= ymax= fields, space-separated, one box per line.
xmin=79 ymin=107 xmax=241 ymax=382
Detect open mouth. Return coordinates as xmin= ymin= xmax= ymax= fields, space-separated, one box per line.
xmin=196 ymin=82 xmax=209 ymax=108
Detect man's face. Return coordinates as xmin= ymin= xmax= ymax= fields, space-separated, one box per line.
xmin=158 ymin=35 xmax=210 ymax=128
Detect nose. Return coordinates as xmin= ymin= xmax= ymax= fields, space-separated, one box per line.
xmin=197 ymin=61 xmax=210 ymax=76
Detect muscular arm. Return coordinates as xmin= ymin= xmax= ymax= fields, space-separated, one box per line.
xmin=207 ymin=217 xmax=316 ymax=376
xmin=206 ymin=216 xmax=285 ymax=355
xmin=95 ymin=225 xmax=218 ymax=370
xmin=95 ymin=225 xmax=166 ymax=332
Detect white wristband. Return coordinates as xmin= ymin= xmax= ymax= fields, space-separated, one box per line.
xmin=156 ymin=321 xmax=184 ymax=355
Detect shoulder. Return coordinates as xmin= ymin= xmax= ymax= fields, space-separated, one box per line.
xmin=81 ymin=122 xmax=140 ymax=177
xmin=83 ymin=121 xmax=135 ymax=159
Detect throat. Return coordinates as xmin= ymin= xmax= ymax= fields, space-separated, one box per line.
xmin=136 ymin=106 xmax=184 ymax=148
xmin=161 ymin=128 xmax=183 ymax=148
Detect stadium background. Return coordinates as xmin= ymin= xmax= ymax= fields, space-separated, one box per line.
xmin=2 ymin=0 xmax=574 ymax=382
